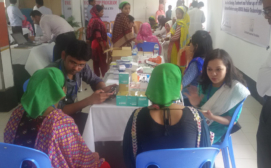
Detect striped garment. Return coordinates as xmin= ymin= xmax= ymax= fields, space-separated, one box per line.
xmin=4 ymin=105 xmax=104 ymax=168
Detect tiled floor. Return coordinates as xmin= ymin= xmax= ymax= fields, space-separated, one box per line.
xmin=215 ymin=96 xmax=261 ymax=168
xmin=0 ymin=61 xmax=262 ymax=168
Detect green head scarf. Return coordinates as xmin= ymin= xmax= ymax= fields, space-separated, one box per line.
xmin=149 ymin=16 xmax=155 ymax=21
xmin=21 ymin=67 xmax=66 ymax=119
xmin=119 ymin=1 xmax=130 ymax=9
xmin=146 ymin=63 xmax=182 ymax=107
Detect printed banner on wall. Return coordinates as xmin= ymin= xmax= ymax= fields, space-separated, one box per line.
xmin=221 ymin=0 xmax=271 ymax=47
xmin=62 ymin=0 xmax=72 ymax=19
xmin=84 ymin=0 xmax=120 ymax=22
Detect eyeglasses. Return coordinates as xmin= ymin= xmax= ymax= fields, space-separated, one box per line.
xmin=69 ymin=60 xmax=85 ymax=68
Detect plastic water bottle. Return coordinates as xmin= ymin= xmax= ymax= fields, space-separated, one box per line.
xmin=153 ymin=44 xmax=159 ymax=58
xmin=132 ymin=47 xmax=138 ymax=56
xmin=132 ymin=47 xmax=138 ymax=63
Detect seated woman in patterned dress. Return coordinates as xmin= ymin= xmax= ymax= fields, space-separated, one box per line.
xmin=4 ymin=68 xmax=110 ymax=168
xmin=123 ymin=63 xmax=212 ymax=168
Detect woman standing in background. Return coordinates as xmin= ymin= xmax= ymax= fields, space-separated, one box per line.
xmin=87 ymin=5 xmax=109 ymax=77
xmin=167 ymin=6 xmax=190 ymax=65
xmin=112 ymin=1 xmax=135 ymax=47
xmin=155 ymin=4 xmax=166 ymax=23
xmin=160 ymin=20 xmax=173 ymax=62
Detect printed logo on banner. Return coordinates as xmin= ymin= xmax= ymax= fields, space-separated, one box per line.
xmin=63 ymin=0 xmax=72 ymax=19
xmin=84 ymin=0 xmax=120 ymax=22
xmin=221 ymin=0 xmax=271 ymax=47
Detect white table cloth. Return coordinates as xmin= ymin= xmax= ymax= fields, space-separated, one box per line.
xmin=82 ymin=99 xmax=138 ymax=152
xmin=82 ymin=56 xmax=166 ymax=152
xmin=11 ymin=43 xmax=54 ymax=68
xmin=25 ymin=43 xmax=55 ymax=75
xmin=11 ymin=46 xmax=32 ymax=65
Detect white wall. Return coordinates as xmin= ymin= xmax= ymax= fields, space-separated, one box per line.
xmin=207 ymin=0 xmax=271 ymax=81
xmin=71 ymin=0 xmax=82 ymax=27
xmin=121 ymin=0 xmax=159 ymax=22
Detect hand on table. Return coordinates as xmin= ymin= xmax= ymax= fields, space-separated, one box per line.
xmin=88 ymin=90 xmax=113 ymax=104
xmin=184 ymin=86 xmax=203 ymax=107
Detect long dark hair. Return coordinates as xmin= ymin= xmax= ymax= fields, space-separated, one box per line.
xmin=96 ymin=4 xmax=104 ymax=12
xmin=159 ymin=18 xmax=171 ymax=30
xmin=200 ymin=49 xmax=246 ymax=94
xmin=191 ymin=30 xmax=213 ymax=59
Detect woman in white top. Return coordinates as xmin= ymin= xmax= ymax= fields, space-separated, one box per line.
xmin=153 ymin=18 xmax=170 ymax=37
xmin=160 ymin=20 xmax=173 ymax=63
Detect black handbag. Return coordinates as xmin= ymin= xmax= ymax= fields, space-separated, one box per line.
xmin=230 ymin=122 xmax=242 ymax=134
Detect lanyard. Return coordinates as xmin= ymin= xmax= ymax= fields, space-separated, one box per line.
xmin=59 ymin=63 xmax=78 ymax=98
xmin=207 ymin=83 xmax=224 ymax=101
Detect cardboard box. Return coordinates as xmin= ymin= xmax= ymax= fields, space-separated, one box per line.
xmin=144 ymin=52 xmax=153 ymax=58
xmin=111 ymin=47 xmax=132 ymax=61
xmin=127 ymin=96 xmax=138 ymax=106
xmin=119 ymin=84 xmax=129 ymax=92
xmin=119 ymin=73 xmax=129 ymax=84
xmin=138 ymin=96 xmax=149 ymax=107
xmin=116 ymin=95 xmax=127 ymax=106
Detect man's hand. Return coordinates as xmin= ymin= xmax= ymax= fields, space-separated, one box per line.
xmin=102 ymin=84 xmax=117 ymax=93
xmin=29 ymin=36 xmax=35 ymax=41
xmin=88 ymin=90 xmax=113 ymax=105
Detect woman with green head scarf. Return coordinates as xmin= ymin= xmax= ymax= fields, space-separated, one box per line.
xmin=21 ymin=67 xmax=66 ymax=118
xmin=112 ymin=1 xmax=135 ymax=47
xmin=123 ymin=63 xmax=212 ymax=168
xmin=4 ymin=68 xmax=111 ymax=168
xmin=149 ymin=16 xmax=158 ymax=30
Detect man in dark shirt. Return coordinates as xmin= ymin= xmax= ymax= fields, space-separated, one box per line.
xmin=166 ymin=5 xmax=172 ymax=19
xmin=48 ymin=39 xmax=115 ymax=134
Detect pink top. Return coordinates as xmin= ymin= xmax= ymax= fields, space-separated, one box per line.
xmin=156 ymin=4 xmax=166 ymax=22
xmin=22 ymin=15 xmax=34 ymax=36
xmin=136 ymin=23 xmax=162 ymax=55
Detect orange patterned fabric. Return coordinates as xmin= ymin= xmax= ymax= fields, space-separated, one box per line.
xmin=4 ymin=106 xmax=105 ymax=168
xmin=112 ymin=13 xmax=134 ymax=47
